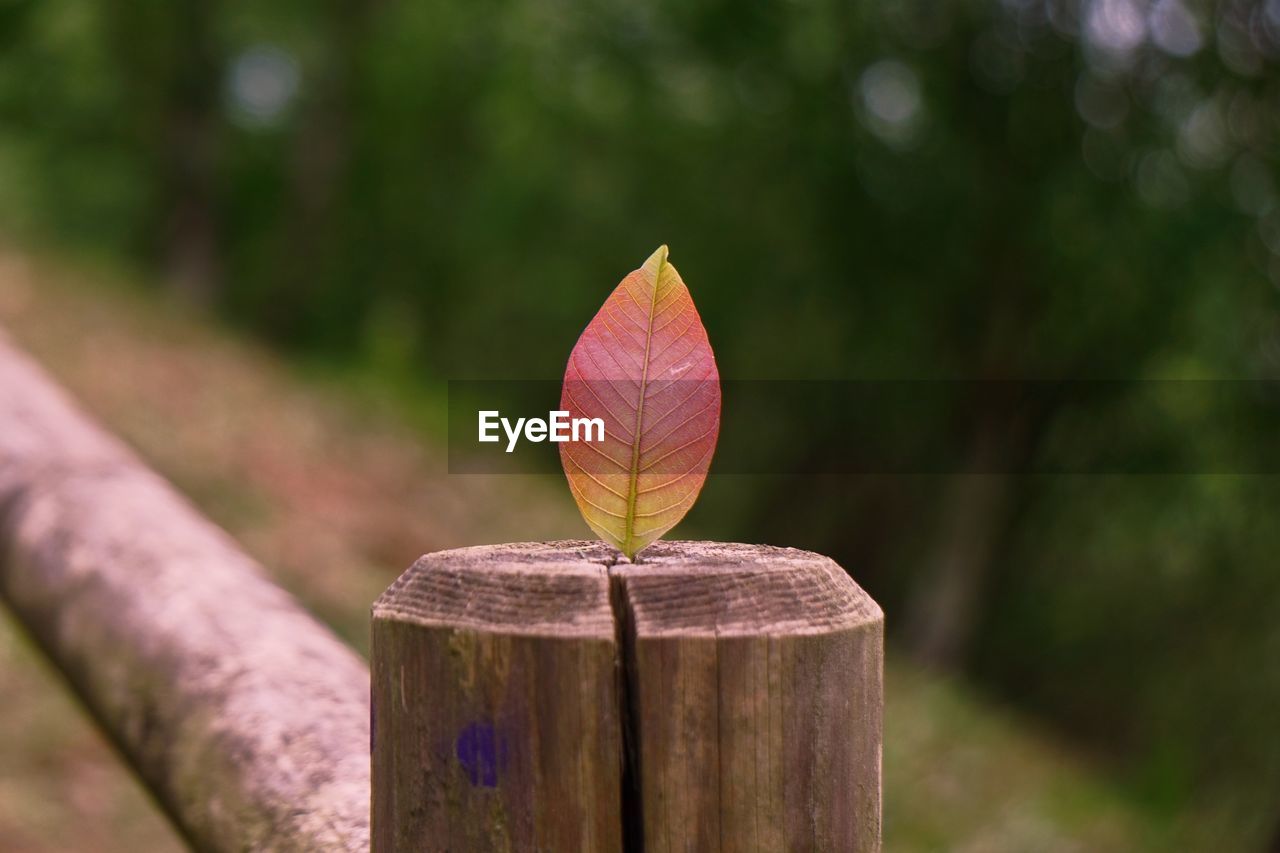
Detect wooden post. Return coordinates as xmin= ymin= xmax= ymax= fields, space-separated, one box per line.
xmin=372 ymin=540 xmax=883 ymax=852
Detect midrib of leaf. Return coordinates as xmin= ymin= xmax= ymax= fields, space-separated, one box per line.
xmin=624 ymin=248 xmax=665 ymax=557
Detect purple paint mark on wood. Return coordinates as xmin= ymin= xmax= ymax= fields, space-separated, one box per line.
xmin=455 ymin=722 xmax=507 ymax=788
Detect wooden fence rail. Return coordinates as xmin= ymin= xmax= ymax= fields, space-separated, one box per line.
xmin=0 ymin=332 xmax=371 ymax=852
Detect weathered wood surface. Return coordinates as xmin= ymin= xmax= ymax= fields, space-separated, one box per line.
xmin=373 ymin=540 xmax=884 ymax=852
xmin=0 ymin=332 xmax=372 ymax=852
xmin=372 ymin=544 xmax=623 ymax=852
xmin=615 ymin=541 xmax=884 ymax=852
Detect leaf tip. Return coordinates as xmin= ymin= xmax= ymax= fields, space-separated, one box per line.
xmin=644 ymin=244 xmax=670 ymax=271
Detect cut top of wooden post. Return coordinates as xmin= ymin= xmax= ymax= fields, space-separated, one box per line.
xmin=373 ymin=540 xmax=879 ymax=633
xmin=371 ymin=540 xmax=884 ymax=853
xmin=372 ymin=541 xmax=617 ymax=638
xmin=609 ymin=540 xmax=882 ymax=637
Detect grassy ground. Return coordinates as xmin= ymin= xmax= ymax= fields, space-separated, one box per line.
xmin=0 ymin=245 xmax=1219 ymax=850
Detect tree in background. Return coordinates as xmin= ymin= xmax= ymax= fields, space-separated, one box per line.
xmin=0 ymin=0 xmax=1278 ymax=841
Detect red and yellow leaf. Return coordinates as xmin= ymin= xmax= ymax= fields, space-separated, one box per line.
xmin=559 ymin=245 xmax=721 ymax=559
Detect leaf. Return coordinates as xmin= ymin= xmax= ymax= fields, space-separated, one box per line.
xmin=559 ymin=245 xmax=721 ymax=559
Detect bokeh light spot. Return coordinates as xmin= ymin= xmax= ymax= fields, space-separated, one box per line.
xmin=226 ymin=45 xmax=300 ymax=129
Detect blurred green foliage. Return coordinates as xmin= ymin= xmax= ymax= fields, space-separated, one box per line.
xmin=1 ymin=0 xmax=1278 ymax=841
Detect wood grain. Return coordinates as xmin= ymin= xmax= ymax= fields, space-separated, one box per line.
xmin=614 ymin=541 xmax=883 ymax=853
xmin=0 ymin=332 xmax=371 ymax=852
xmin=372 ymin=543 xmax=623 ymax=852
xmin=373 ymin=540 xmax=883 ymax=852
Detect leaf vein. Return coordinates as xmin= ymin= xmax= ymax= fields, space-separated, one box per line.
xmin=564 ymin=371 xmax=635 ymax=443
xmin=564 ymin=456 xmax=629 ymax=501
xmin=641 ymin=396 xmax=718 ymax=455
xmin=639 ymin=428 xmax=715 ymax=473
xmin=566 ymin=477 xmax=628 ymax=519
